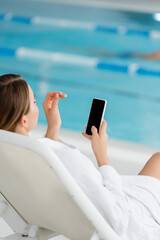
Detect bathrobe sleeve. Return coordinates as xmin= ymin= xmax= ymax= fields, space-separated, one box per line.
xmin=81 ymin=164 xmax=129 ymax=237
xmin=59 ymin=145 xmax=129 ymax=236
xmin=38 ymin=137 xmax=129 ymax=236
xmin=97 ymin=165 xmax=129 ymax=236
xmin=99 ymin=165 xmax=126 ymax=196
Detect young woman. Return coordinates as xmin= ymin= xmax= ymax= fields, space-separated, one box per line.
xmin=0 ymin=74 xmax=160 ymax=239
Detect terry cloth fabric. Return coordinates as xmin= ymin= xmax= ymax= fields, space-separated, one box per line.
xmin=37 ymin=137 xmax=160 ymax=239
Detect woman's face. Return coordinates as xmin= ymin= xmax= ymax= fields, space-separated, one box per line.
xmin=26 ymin=84 xmax=39 ymax=131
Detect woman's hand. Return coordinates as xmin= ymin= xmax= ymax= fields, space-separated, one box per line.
xmin=81 ymin=120 xmax=109 ymax=167
xmin=43 ymin=91 xmax=67 ymax=141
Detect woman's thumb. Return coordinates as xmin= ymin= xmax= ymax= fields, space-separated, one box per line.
xmin=91 ymin=126 xmax=97 ymax=135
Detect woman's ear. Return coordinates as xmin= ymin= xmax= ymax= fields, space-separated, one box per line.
xmin=19 ymin=115 xmax=28 ymax=128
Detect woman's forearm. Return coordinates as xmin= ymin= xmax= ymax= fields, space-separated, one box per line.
xmin=96 ymin=154 xmax=109 ymax=167
xmin=45 ymin=127 xmax=59 ymax=141
xmin=43 ymin=91 xmax=67 ymax=141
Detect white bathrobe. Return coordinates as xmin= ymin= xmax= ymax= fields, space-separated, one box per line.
xmin=38 ymin=137 xmax=160 ymax=239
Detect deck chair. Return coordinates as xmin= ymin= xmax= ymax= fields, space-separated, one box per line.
xmin=0 ymin=129 xmax=120 ymax=240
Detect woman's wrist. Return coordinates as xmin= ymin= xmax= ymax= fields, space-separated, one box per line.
xmin=96 ymin=155 xmax=109 ymax=167
xmin=45 ymin=127 xmax=59 ymax=141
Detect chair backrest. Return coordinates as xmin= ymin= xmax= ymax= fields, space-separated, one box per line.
xmin=0 ymin=130 xmax=120 ymax=240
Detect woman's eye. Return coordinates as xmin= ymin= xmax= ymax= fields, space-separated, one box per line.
xmin=34 ymin=100 xmax=37 ymax=104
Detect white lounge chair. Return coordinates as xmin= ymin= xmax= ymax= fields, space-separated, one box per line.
xmin=0 ymin=129 xmax=120 ymax=240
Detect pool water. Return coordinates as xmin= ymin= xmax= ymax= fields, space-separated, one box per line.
xmin=0 ymin=0 xmax=160 ymax=148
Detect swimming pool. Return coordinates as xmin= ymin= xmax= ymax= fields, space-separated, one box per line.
xmin=0 ymin=0 xmax=160 ymax=148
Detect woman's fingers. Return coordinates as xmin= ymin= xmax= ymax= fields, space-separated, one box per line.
xmin=82 ymin=125 xmax=100 ymax=140
xmin=99 ymin=120 xmax=107 ymax=136
xmin=43 ymin=91 xmax=67 ymax=110
xmin=44 ymin=91 xmax=67 ymax=103
xmin=81 ymin=131 xmax=92 ymax=140
xmin=83 ymin=122 xmax=107 ymax=138
xmin=46 ymin=91 xmax=67 ymax=99
xmin=51 ymin=93 xmax=60 ymax=108
xmin=91 ymin=126 xmax=98 ymax=137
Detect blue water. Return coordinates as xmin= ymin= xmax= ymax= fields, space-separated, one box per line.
xmin=0 ymin=0 xmax=160 ymax=148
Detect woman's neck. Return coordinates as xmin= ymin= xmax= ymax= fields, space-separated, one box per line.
xmin=15 ymin=125 xmax=29 ymax=136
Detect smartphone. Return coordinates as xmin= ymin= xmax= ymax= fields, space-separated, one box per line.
xmin=85 ymin=98 xmax=107 ymax=135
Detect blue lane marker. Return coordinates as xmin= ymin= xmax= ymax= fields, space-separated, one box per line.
xmin=95 ymin=24 xmax=150 ymax=37
xmin=0 ymin=47 xmax=16 ymax=56
xmin=0 ymin=13 xmax=160 ymax=39
xmin=126 ymin=29 xmax=149 ymax=37
xmin=137 ymin=68 xmax=160 ymax=77
xmin=0 ymin=46 xmax=159 ymax=77
xmin=95 ymin=25 xmax=118 ymax=34
xmin=97 ymin=62 xmax=128 ymax=73
xmin=11 ymin=15 xmax=32 ymax=24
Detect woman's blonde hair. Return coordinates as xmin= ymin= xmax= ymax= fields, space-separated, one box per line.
xmin=0 ymin=74 xmax=30 ymax=132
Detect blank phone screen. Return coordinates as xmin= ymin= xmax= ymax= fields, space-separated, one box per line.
xmin=86 ymin=98 xmax=106 ymax=135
